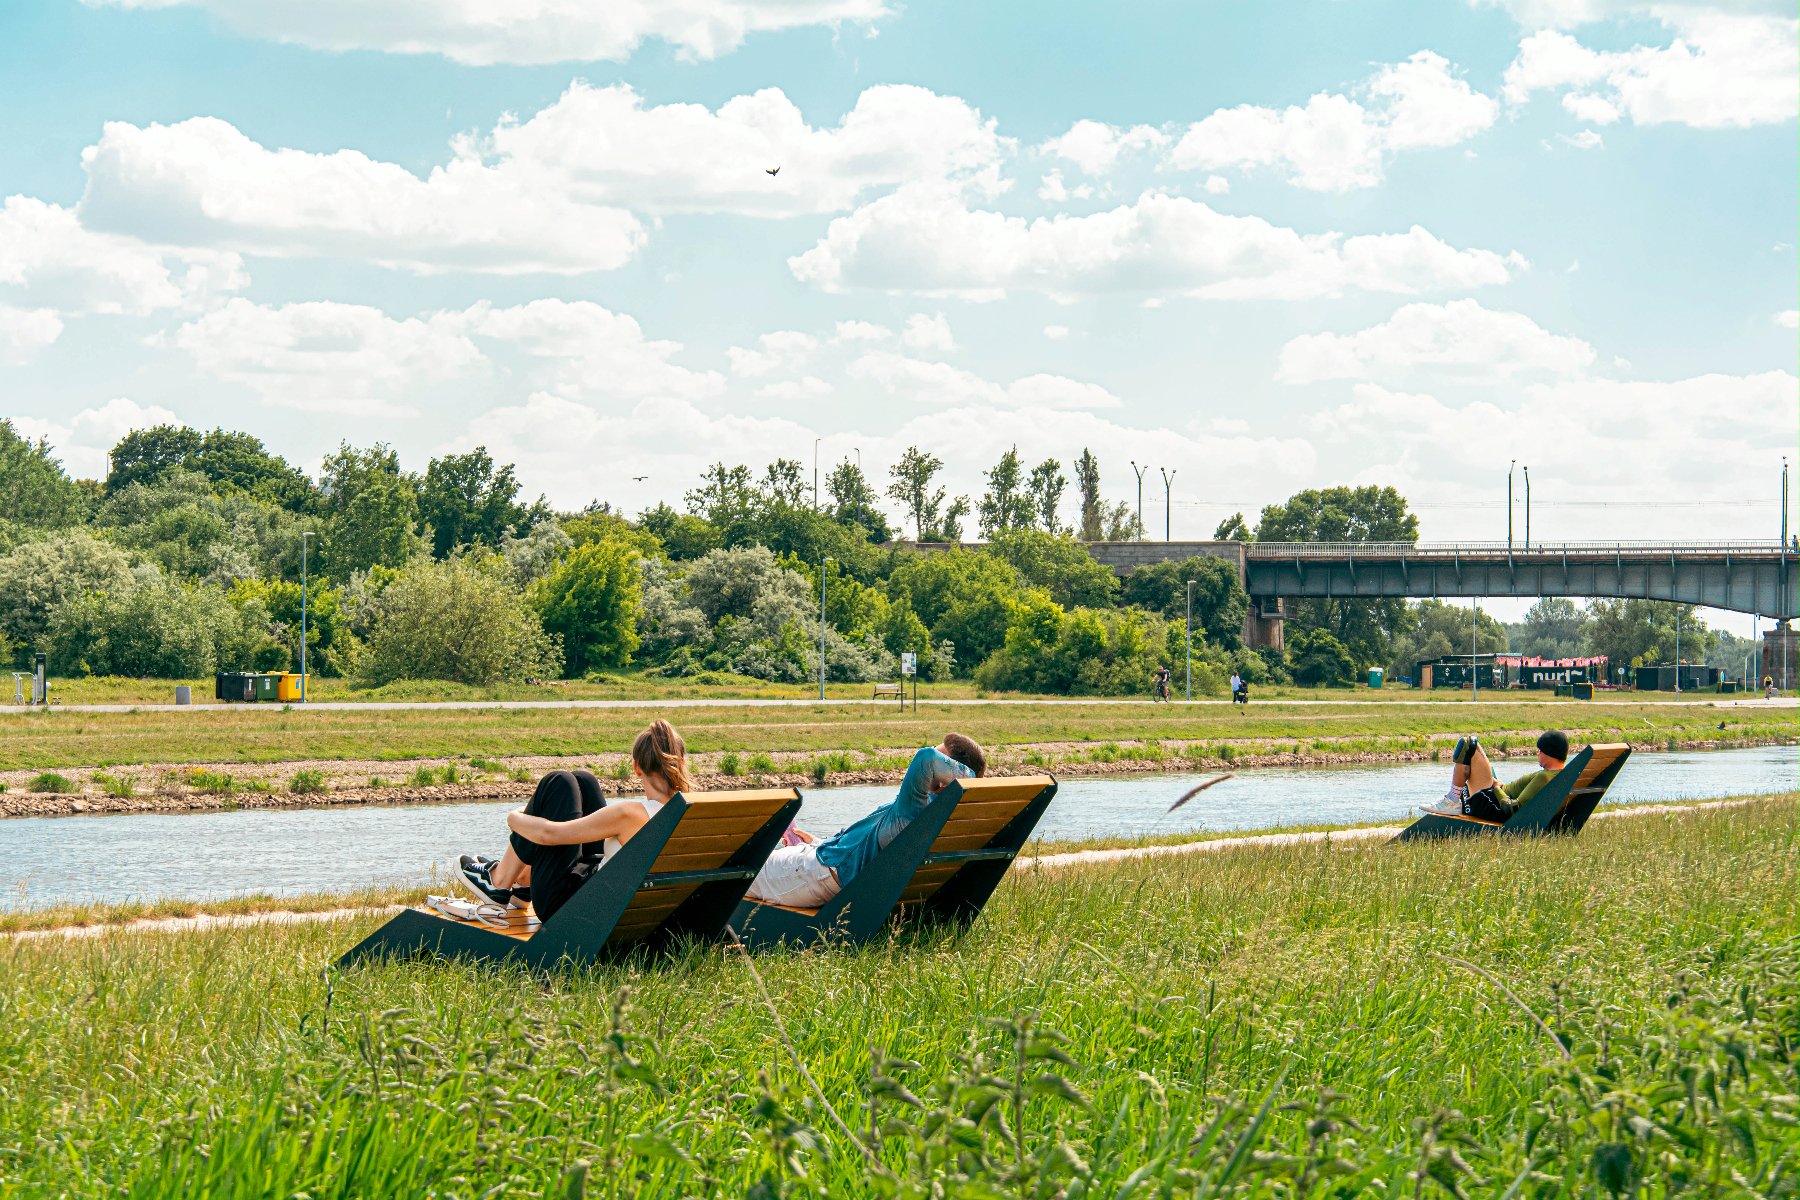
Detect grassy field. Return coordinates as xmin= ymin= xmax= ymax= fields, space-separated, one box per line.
xmin=0 ymin=797 xmax=1790 ymax=1196
xmin=1 ymin=695 xmax=1788 ymax=773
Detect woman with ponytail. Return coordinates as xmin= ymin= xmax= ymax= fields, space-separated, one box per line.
xmin=455 ymin=720 xmax=693 ymax=922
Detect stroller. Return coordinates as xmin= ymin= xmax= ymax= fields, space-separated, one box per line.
xmin=1232 ymin=680 xmax=1250 ymax=705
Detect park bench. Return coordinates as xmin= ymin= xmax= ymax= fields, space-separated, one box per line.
xmin=729 ymin=774 xmax=1057 ymax=950
xmin=1393 ymin=744 xmax=1631 ymax=843
xmin=873 ymin=682 xmax=903 ymax=701
xmin=336 ymin=787 xmax=802 ymax=969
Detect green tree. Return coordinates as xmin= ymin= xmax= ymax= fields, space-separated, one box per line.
xmin=985 ymin=529 xmax=1119 ymax=609
xmin=0 ymin=420 xmax=88 ymax=532
xmin=417 ymin=447 xmax=543 ymax=558
xmin=0 ymin=530 xmax=136 ymax=659
xmin=50 ymin=579 xmax=273 ymax=678
xmin=190 ymin=429 xmax=314 ymax=510
xmin=532 ymin=539 xmax=643 ymax=675
xmin=637 ymin=503 xmax=720 ymax=561
xmin=1584 ymin=600 xmax=1717 ymax=673
xmin=977 ymin=447 xmax=1029 ymax=538
xmin=886 ymin=549 xmax=1020 ymax=671
xmin=976 ymin=597 xmax=1194 ymax=696
xmin=1026 ymin=458 xmax=1067 ymax=535
xmin=825 ymin=459 xmax=891 ymax=541
xmin=761 ymin=459 xmax=808 ymax=509
xmin=227 ymin=577 xmax=344 ymax=675
xmin=1118 ymin=555 xmax=1248 ymax=648
xmin=359 ymin=555 xmax=561 ymax=686
xmin=1505 ymin=597 xmax=1588 ymax=659
xmin=1256 ymin=486 xmax=1418 ymax=668
xmin=1214 ymin=512 xmax=1251 ymax=541
xmin=105 ymin=425 xmax=204 ymax=493
xmin=931 ymin=496 xmax=971 ymax=542
xmin=1385 ymin=599 xmax=1508 ymax=681
xmin=1074 ymin=449 xmax=1103 ymax=541
xmin=685 ymin=463 xmax=758 ymax=532
xmin=886 ymin=447 xmax=948 ymax=542
xmin=1288 ymin=627 xmax=1356 ymax=687
xmin=318 ymin=443 xmax=422 ymax=578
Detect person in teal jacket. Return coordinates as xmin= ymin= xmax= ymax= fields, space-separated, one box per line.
xmin=745 ymin=733 xmax=987 ymax=908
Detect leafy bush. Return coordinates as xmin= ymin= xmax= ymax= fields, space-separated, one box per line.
xmin=28 ymin=772 xmax=75 ymax=794
xmin=50 ymin=577 xmax=269 ymax=679
xmin=0 ymin=530 xmax=134 ymax=660
xmin=747 ymin=751 xmax=776 ymax=773
xmin=718 ymin=752 xmax=741 ymax=776
xmin=91 ymin=772 xmax=136 ymax=798
xmin=358 ymin=554 xmax=561 ymax=687
xmin=531 ymin=538 xmax=641 ymax=674
xmin=183 ymin=770 xmax=236 ymax=794
xmin=289 ymin=769 xmax=327 ymax=795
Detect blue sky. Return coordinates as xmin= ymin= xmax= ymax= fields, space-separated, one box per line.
xmin=3 ymin=0 xmax=1795 ymax=558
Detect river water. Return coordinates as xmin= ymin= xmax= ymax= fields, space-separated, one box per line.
xmin=4 ymin=745 xmax=1792 ymax=912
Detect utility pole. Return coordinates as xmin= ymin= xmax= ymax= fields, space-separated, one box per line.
xmin=1523 ymin=465 xmax=1531 ymax=549
xmin=818 ymin=555 xmax=832 ymax=700
xmin=1471 ymin=598 xmax=1479 ymax=703
xmin=300 ymin=531 xmax=313 ymax=703
xmin=812 ymin=438 xmax=821 ymax=510
xmin=1160 ymin=467 xmax=1177 ymax=541
xmin=1783 ymin=457 xmax=1790 ymax=688
xmin=1185 ymin=579 xmax=1196 ymax=702
xmin=1130 ymin=461 xmax=1148 ymax=540
xmin=1673 ymin=604 xmax=1680 ymax=694
xmin=1507 ymin=459 xmax=1515 ymax=550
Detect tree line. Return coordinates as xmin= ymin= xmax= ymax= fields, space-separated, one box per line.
xmin=0 ymin=420 xmax=1736 ymax=692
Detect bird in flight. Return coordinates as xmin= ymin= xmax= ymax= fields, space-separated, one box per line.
xmin=632 ymin=475 xmax=648 ymax=482
xmin=765 ymin=166 xmax=780 ymax=176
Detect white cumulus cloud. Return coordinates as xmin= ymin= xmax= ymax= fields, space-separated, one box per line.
xmin=0 ymin=305 xmax=64 ymax=363
xmin=0 ymin=194 xmax=244 ymax=314
xmin=1276 ymin=300 xmax=1596 ymax=384
xmin=728 ymin=330 xmax=819 ymax=377
xmin=1776 ymin=310 xmax=1799 ymax=329
xmin=13 ymin=397 xmax=182 ymax=479
xmin=790 ymin=187 xmax=1522 ymax=300
xmin=1167 ymin=52 xmax=1497 ymax=191
xmin=848 ymin=351 xmax=1122 ymax=409
xmin=1039 ymin=119 xmax=1169 ymax=174
xmin=81 ymin=0 xmax=890 ymax=66
xmin=901 ymin=311 xmax=956 ymax=351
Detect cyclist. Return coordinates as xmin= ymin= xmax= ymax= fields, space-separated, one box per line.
xmin=1153 ymin=665 xmax=1172 ymax=702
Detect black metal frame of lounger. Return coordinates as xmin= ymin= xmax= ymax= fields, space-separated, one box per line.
xmin=336 ymin=789 xmax=801 ymax=970
xmin=1393 ymin=744 xmax=1631 ymax=843
xmin=727 ymin=775 xmax=1058 ymax=950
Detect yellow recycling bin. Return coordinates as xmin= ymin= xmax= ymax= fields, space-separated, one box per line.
xmin=274 ymin=672 xmax=304 ymax=701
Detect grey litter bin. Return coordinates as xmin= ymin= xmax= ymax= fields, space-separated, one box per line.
xmin=175 ymin=685 xmax=191 ymax=705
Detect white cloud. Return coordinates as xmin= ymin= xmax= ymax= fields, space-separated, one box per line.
xmin=0 ymin=305 xmax=63 ymax=363
xmin=81 ymin=0 xmax=890 ymax=65
xmin=1167 ymin=52 xmax=1496 ymax=191
xmin=170 ymin=297 xmax=720 ymax=415
xmin=754 ymin=376 xmax=832 ymax=400
xmin=1043 ymin=324 xmax=1070 ymax=339
xmin=0 ymin=194 xmax=244 ymax=314
xmin=1776 ymin=310 xmax=1799 ymax=329
xmin=488 ymin=82 xmax=1009 ymax=217
xmin=13 ymin=397 xmax=182 ymax=479
xmin=1202 ymin=175 xmax=1230 ymax=195
xmin=848 ymin=351 xmax=1122 ymax=409
xmin=1276 ymin=299 xmax=1596 ymax=384
xmin=79 ymin=117 xmax=645 ymax=276
xmin=790 ymin=186 xmax=1523 ymax=300
xmin=901 ymin=311 xmax=956 ymax=351
xmin=728 ymin=330 xmax=819 ymax=377
xmin=1039 ymin=119 xmax=1169 ymax=174
xmin=832 ymin=319 xmax=891 ymax=342
xmin=1503 ymin=12 xmax=1799 ymax=128
xmin=1558 ymin=129 xmax=1605 ymax=149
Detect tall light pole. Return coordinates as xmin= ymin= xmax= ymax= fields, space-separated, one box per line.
xmin=812 ymin=437 xmax=821 ymax=510
xmin=818 ymin=554 xmax=833 ymax=700
xmin=1160 ymin=467 xmax=1177 ymax=542
xmin=1673 ymin=604 xmax=1681 ymax=694
xmin=1507 ymin=459 xmax=1515 ymax=550
xmin=1130 ymin=461 xmax=1148 ymax=540
xmin=1185 ymin=579 xmax=1196 ymax=701
xmin=1523 ymin=465 xmax=1531 ymax=549
xmin=300 ymin=531 xmax=313 ymax=703
xmin=854 ymin=446 xmax=861 ymax=471
xmin=1471 ymin=598 xmax=1479 ymax=703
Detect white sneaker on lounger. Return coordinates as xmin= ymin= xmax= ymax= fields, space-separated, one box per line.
xmin=1423 ymin=789 xmax=1465 ymax=816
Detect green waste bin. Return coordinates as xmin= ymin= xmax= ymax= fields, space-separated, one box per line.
xmin=254 ymin=673 xmax=281 ymax=702
xmin=1367 ymin=667 xmax=1383 ymax=688
xmin=1572 ymin=682 xmax=1594 ymax=700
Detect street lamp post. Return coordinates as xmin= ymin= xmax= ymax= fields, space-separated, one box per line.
xmin=1185 ymin=579 xmax=1196 ymax=701
xmin=1160 ymin=467 xmax=1177 ymax=542
xmin=818 ymin=554 xmax=833 ymax=700
xmin=1130 ymin=461 xmax=1148 ymax=540
xmin=1507 ymin=459 xmax=1515 ymax=551
xmin=1471 ymin=598 xmax=1479 ymax=703
xmin=813 ymin=438 xmax=821 ymax=510
xmin=300 ymin=531 xmax=313 ymax=703
xmin=1523 ymin=465 xmax=1531 ymax=549
xmin=1674 ymin=604 xmax=1681 ymax=694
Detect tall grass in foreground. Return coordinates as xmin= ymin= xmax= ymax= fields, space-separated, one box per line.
xmin=0 ymin=800 xmax=1791 ymax=1197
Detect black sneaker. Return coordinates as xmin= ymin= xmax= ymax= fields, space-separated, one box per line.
xmin=454 ymin=854 xmax=515 ymax=907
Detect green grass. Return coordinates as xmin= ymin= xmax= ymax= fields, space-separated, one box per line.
xmin=26 ymin=771 xmax=75 ymax=794
xmin=288 ymin=768 xmax=327 ymax=795
xmin=90 ymin=771 xmax=136 ymax=798
xmin=0 ymin=798 xmax=1790 ymax=1196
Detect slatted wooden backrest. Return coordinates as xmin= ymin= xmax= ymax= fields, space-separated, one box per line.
xmin=896 ymin=776 xmax=1052 ymax=908
xmin=606 ymin=788 xmax=801 ymax=947
xmin=1566 ymin=744 xmax=1628 ymax=801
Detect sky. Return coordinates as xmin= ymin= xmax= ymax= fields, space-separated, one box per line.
xmin=2 ymin=0 xmax=1796 ymax=561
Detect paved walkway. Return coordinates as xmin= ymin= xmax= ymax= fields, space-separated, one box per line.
xmin=6 ymin=796 xmax=1776 ymax=942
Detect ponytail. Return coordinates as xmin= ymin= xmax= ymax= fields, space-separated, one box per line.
xmin=631 ymin=719 xmax=693 ymax=794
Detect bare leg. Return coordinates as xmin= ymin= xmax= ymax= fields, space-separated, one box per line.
xmin=1450 ymin=762 xmax=1469 ymax=790
xmin=489 ymin=845 xmax=529 ymax=888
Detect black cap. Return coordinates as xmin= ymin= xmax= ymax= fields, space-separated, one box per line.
xmin=1537 ymin=730 xmax=1569 ymax=760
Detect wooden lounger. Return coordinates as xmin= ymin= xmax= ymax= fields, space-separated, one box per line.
xmin=729 ymin=774 xmax=1057 ymax=950
xmin=1393 ymin=744 xmax=1631 ymax=843
xmin=336 ymin=787 xmax=802 ymax=969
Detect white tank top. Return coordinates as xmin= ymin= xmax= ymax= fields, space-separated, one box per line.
xmin=604 ymin=795 xmax=665 ymax=859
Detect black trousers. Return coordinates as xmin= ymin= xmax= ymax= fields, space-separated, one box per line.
xmin=1464 ymin=786 xmax=1517 ymax=823
xmin=509 ymin=769 xmax=606 ymax=921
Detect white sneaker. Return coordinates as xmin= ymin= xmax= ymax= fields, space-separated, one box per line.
xmin=1423 ymin=789 xmax=1464 ymax=816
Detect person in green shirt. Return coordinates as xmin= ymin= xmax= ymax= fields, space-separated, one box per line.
xmin=1424 ymin=729 xmax=1568 ymax=821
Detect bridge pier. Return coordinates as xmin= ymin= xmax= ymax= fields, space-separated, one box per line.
xmin=1764 ymin=622 xmax=1796 ymax=690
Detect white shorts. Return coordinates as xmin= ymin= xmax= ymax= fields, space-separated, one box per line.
xmin=746 ymin=844 xmax=840 ymax=908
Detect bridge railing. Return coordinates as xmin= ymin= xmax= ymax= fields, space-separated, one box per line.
xmin=1247 ymin=541 xmax=1789 ymax=558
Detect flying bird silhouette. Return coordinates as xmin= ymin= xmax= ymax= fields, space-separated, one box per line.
xmin=765 ymin=166 xmax=781 ymax=176
xmin=1166 ymin=773 xmax=1234 ymax=815
xmin=632 ymin=475 xmax=648 ymax=482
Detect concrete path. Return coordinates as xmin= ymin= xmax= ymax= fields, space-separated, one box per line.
xmin=5 ymin=796 xmax=1777 ymax=943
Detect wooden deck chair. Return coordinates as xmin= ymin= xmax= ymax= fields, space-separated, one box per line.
xmin=1394 ymin=744 xmax=1631 ymax=843
xmin=729 ymin=774 xmax=1056 ymax=950
xmin=336 ymin=787 xmax=802 ymax=970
